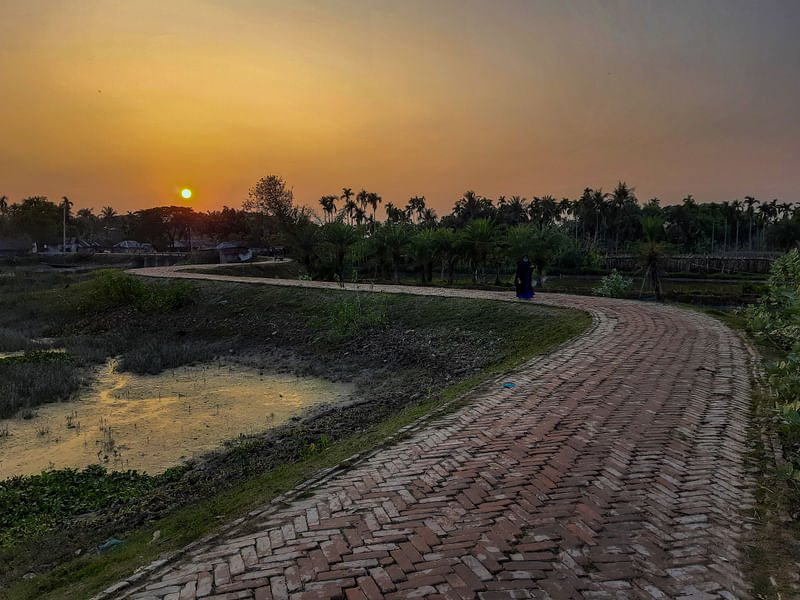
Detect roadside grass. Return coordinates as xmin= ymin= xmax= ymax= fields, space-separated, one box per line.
xmin=183 ymin=260 xmax=307 ymax=280
xmin=0 ymin=267 xmax=590 ymax=599
xmin=691 ymin=305 xmax=800 ymax=599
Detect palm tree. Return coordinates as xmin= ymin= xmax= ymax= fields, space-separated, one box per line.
xmin=60 ymin=196 xmax=73 ymax=252
xmin=356 ymin=189 xmax=369 ymax=214
xmin=343 ymin=198 xmax=358 ymax=225
xmin=638 ymin=216 xmax=666 ymax=300
xmin=322 ymin=222 xmax=360 ymax=280
xmin=529 ymin=195 xmax=560 ymax=230
xmin=453 ymin=191 xmax=494 ymax=225
xmin=406 ymin=196 xmax=426 ymax=224
xmin=367 ymin=192 xmax=382 ymax=227
xmin=373 ymin=223 xmax=412 ymax=283
xmin=531 ymin=227 xmax=571 ymax=287
xmin=60 ymin=196 xmax=73 ymax=218
xmin=101 ymin=206 xmax=116 ymax=221
xmin=609 ymin=182 xmax=637 ymax=252
xmin=319 ymin=195 xmax=338 ymax=223
xmin=732 ymin=199 xmax=742 ymax=250
xmin=340 ymin=187 xmax=353 ymax=209
xmin=288 ymin=222 xmax=321 ymax=276
xmin=591 ymin=189 xmax=609 ymax=245
xmin=743 ymin=196 xmax=759 ymax=251
xmin=410 ymin=230 xmax=436 ymax=283
xmin=459 ymin=218 xmax=495 ymax=283
xmin=420 ymin=208 xmax=438 ymax=230
xmin=431 ymin=228 xmax=458 ymax=283
xmin=511 ymin=196 xmax=529 ymax=222
xmin=0 ymin=195 xmax=7 ymax=233
xmin=353 ymin=207 xmax=366 ymax=226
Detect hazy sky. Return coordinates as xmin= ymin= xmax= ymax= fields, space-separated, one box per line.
xmin=1 ymin=0 xmax=799 ymax=215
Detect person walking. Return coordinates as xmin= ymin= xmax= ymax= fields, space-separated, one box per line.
xmin=515 ymin=255 xmax=534 ymax=299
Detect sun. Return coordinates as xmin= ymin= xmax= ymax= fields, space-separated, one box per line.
xmin=181 ymin=188 xmax=192 ymax=199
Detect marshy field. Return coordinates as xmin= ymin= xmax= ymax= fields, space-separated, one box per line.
xmin=0 ymin=262 xmax=590 ymax=599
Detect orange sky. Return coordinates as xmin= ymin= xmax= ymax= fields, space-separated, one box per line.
xmin=1 ymin=0 xmax=799 ymax=217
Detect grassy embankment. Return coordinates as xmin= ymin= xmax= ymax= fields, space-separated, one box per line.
xmin=0 ymin=265 xmax=590 ymax=600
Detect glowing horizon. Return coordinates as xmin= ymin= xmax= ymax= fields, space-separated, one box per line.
xmin=1 ymin=1 xmax=799 ymax=217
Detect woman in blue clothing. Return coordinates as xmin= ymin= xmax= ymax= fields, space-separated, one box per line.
xmin=515 ymin=255 xmax=534 ymax=299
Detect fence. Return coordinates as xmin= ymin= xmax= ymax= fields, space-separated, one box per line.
xmin=602 ymin=253 xmax=782 ymax=275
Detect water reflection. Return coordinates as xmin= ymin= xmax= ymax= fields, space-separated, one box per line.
xmin=0 ymin=360 xmax=353 ymax=478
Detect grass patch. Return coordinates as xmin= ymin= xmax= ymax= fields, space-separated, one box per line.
xmin=0 ymin=352 xmax=81 ymax=418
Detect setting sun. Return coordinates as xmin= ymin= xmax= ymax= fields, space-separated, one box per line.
xmin=181 ymin=188 xmax=192 ymax=199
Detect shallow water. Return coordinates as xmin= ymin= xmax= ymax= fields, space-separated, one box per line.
xmin=0 ymin=360 xmax=353 ymax=478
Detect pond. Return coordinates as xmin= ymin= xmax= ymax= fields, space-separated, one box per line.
xmin=0 ymin=360 xmax=354 ymax=479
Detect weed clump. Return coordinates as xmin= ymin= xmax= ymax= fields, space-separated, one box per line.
xmin=592 ymin=269 xmax=633 ymax=298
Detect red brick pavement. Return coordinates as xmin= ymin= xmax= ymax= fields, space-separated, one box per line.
xmin=96 ymin=270 xmax=754 ymax=599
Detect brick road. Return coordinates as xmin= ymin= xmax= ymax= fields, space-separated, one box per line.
xmin=99 ymin=269 xmax=755 ymax=599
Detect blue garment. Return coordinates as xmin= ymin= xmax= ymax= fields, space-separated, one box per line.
xmin=515 ymin=260 xmax=534 ymax=298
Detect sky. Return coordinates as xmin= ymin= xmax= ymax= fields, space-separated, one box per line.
xmin=1 ymin=0 xmax=799 ymax=217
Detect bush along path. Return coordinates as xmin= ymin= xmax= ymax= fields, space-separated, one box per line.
xmin=98 ymin=267 xmax=755 ymax=599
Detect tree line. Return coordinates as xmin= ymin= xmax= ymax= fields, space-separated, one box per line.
xmin=1 ymin=178 xmax=798 ymax=283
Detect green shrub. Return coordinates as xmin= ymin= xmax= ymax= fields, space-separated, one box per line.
xmin=80 ymin=270 xmax=196 ymax=313
xmin=312 ymin=294 xmax=387 ymax=339
xmin=591 ymin=269 xmax=633 ymax=298
xmin=742 ymin=249 xmax=800 ymax=477
xmin=0 ymin=464 xmax=186 ymax=545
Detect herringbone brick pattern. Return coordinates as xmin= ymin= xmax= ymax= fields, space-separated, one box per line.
xmin=99 ymin=271 xmax=754 ymax=599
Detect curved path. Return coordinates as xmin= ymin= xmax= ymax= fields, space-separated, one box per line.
xmin=101 ymin=267 xmax=755 ymax=600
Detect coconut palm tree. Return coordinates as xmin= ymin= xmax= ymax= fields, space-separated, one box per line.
xmin=529 ymin=195 xmax=560 ymax=230
xmin=498 ymin=195 xmax=528 ymax=225
xmin=420 ymin=208 xmax=438 ymax=230
xmin=453 ymin=191 xmax=494 ymax=225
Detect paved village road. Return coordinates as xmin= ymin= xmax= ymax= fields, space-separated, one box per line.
xmin=99 ymin=266 xmax=755 ymax=599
